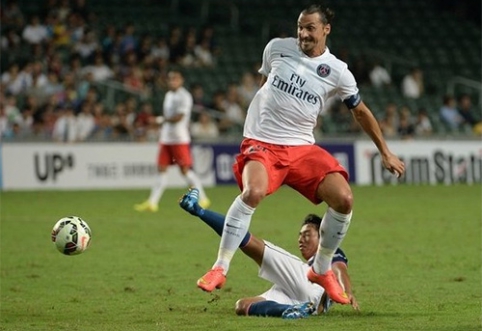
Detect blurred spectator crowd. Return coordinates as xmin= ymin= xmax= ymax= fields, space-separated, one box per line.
xmin=321 ymin=91 xmax=481 ymax=141
xmin=1 ymin=0 xmax=480 ymax=142
xmin=0 ymin=0 xmax=228 ymax=142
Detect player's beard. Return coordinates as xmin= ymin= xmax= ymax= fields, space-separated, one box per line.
xmin=299 ymin=38 xmax=315 ymax=54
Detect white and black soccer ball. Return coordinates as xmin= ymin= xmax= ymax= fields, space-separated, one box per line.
xmin=51 ymin=216 xmax=92 ymax=255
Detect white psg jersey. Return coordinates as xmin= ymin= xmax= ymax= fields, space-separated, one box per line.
xmin=160 ymin=86 xmax=193 ymax=144
xmin=244 ymin=37 xmax=360 ymax=145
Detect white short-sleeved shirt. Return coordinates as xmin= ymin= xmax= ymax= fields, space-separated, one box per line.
xmin=258 ymin=241 xmax=325 ymax=309
xmin=258 ymin=241 xmax=349 ymax=311
xmin=244 ymin=37 xmax=359 ymax=145
xmin=160 ymin=86 xmax=193 ymax=144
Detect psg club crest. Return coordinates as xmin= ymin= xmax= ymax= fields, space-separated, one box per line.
xmin=316 ymin=64 xmax=331 ymax=77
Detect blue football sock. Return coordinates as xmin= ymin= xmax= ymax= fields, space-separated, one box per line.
xmin=247 ymin=301 xmax=291 ymax=317
xmin=200 ymin=209 xmax=251 ymax=247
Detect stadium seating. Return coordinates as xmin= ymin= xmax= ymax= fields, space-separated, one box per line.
xmin=5 ymin=0 xmax=480 ymax=135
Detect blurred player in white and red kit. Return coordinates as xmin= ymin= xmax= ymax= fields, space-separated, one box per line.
xmin=135 ymin=69 xmax=210 ymax=212
xmin=197 ymin=4 xmax=405 ymax=304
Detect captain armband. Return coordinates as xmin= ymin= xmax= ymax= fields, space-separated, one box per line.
xmin=343 ymin=93 xmax=362 ymax=109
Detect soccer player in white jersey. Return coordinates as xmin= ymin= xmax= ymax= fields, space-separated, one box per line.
xmin=134 ymin=70 xmax=210 ymax=212
xmin=180 ymin=188 xmax=359 ymax=319
xmin=197 ymin=4 xmax=405 ymax=304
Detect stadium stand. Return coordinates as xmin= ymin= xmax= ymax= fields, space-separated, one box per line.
xmin=1 ymin=0 xmax=480 ymax=141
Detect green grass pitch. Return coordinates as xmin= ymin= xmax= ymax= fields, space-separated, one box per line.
xmin=1 ymin=185 xmax=481 ymax=331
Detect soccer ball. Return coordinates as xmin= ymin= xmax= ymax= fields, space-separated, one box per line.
xmin=51 ymin=216 xmax=92 ymax=255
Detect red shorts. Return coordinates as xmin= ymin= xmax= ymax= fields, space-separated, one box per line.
xmin=233 ymin=138 xmax=348 ymax=204
xmin=158 ymin=143 xmax=192 ymax=167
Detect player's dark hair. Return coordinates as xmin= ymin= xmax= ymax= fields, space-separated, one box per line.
xmin=301 ymin=4 xmax=335 ymax=25
xmin=302 ymin=214 xmax=322 ymax=231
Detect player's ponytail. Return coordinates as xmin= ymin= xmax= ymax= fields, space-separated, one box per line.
xmin=301 ymin=4 xmax=335 ymax=25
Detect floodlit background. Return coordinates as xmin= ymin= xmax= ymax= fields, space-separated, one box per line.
xmin=1 ymin=0 xmax=481 ymax=141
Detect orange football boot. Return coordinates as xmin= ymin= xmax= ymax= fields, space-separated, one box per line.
xmin=307 ymin=268 xmax=350 ymax=304
xmin=197 ymin=267 xmax=226 ymax=292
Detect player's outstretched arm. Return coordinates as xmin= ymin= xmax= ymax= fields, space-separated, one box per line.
xmin=332 ymin=261 xmax=359 ymax=311
xmin=350 ymin=101 xmax=405 ymax=177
